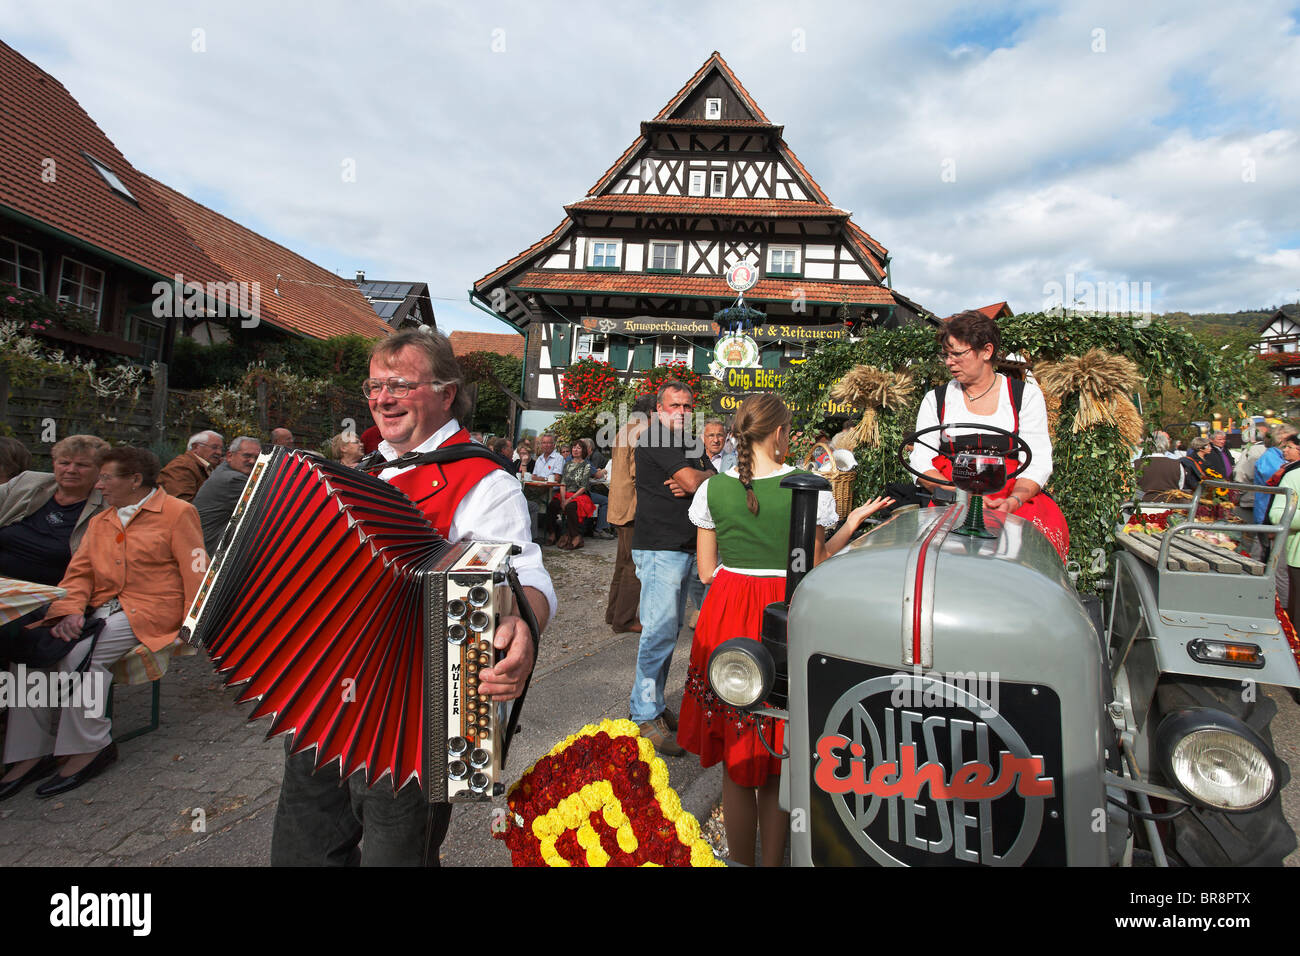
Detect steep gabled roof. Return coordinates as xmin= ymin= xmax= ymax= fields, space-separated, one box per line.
xmin=654 ymin=51 xmax=770 ymax=123
xmin=0 ymin=40 xmax=225 ymax=285
xmin=146 ymin=176 xmax=393 ymax=340
xmin=473 ymin=220 xmax=569 ymax=290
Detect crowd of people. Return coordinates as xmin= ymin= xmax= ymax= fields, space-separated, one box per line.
xmin=5 ymin=311 xmax=1298 ymax=867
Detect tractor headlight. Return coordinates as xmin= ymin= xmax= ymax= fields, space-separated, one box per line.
xmin=1155 ymin=709 xmax=1278 ymax=811
xmin=707 ymin=638 xmax=775 ymax=710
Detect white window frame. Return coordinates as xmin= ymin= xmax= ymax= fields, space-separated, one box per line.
xmin=767 ymin=245 xmax=801 ymax=275
xmin=648 ymin=241 xmax=682 ymax=272
xmin=656 ymin=337 xmax=692 ymax=366
xmin=688 ymin=170 xmax=705 ymax=196
xmin=709 ymin=170 xmax=727 ymax=197
xmin=588 ymin=239 xmax=622 ymax=269
xmin=57 ymin=256 xmax=106 ymax=326
xmin=1 ymin=236 xmax=44 ymax=292
xmin=705 ymin=98 xmax=722 ymax=120
xmin=575 ymin=332 xmax=608 ymax=361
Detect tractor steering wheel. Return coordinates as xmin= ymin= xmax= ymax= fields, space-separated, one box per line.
xmin=899 ymin=422 xmax=1033 ymax=490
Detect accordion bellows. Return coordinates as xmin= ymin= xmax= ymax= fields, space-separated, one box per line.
xmin=184 ymin=449 xmax=456 ymax=792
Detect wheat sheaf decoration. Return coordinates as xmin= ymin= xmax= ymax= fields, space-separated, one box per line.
xmin=1033 ymin=349 xmax=1144 ymax=447
xmin=829 ymin=365 xmax=916 ymax=447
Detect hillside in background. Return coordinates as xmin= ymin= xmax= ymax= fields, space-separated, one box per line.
xmin=1159 ymin=303 xmax=1300 ymax=346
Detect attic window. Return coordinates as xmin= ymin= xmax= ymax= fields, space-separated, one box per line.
xmin=81 ymin=152 xmax=137 ymax=203
xmin=705 ymin=98 xmax=722 ymax=120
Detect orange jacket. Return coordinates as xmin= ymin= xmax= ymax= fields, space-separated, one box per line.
xmin=46 ymin=488 xmax=206 ymax=651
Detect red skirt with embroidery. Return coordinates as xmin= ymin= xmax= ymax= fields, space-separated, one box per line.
xmin=932 ymin=455 xmax=1070 ymax=563
xmin=677 ymin=567 xmax=786 ymax=787
xmin=551 ymin=488 xmax=595 ymax=522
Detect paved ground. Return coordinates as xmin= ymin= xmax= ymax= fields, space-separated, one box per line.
xmin=0 ymin=536 xmax=723 ymax=867
xmin=2 ymin=534 xmax=1298 ymax=866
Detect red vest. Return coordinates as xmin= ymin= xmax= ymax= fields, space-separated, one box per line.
xmin=384 ymin=429 xmax=502 ymax=538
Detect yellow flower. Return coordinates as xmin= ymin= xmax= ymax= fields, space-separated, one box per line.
xmin=637 ymin=737 xmax=656 ymax=761
xmin=648 ymin=757 xmax=669 ymax=791
xmin=640 ymin=861 xmax=662 ymax=867
xmin=602 ymin=802 xmax=627 ymax=829
xmin=616 ymin=822 xmax=638 ymax=853
xmin=579 ymin=724 xmax=598 ymax=737
xmin=657 ymin=789 xmax=682 ymax=820
xmin=691 ymin=842 xmax=721 ymax=867
xmin=675 ymin=813 xmax=700 ymax=844
xmin=586 ymin=845 xmax=610 ymax=867
xmin=593 ymin=780 xmax=614 ymax=803
xmin=531 ymin=814 xmax=556 ymax=840
xmin=557 ymin=796 xmax=585 ymax=830
xmin=607 ymin=718 xmax=639 ymax=738
xmin=580 ymin=784 xmax=604 ymax=813
xmin=577 ymin=823 xmax=600 ymax=849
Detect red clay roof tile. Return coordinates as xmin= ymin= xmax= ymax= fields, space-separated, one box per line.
xmin=0 ymin=40 xmax=225 ymax=286
xmin=449 ymin=330 xmax=525 ymax=359
xmin=510 ymin=270 xmax=897 ymax=306
xmin=145 ymin=176 xmax=393 ymax=341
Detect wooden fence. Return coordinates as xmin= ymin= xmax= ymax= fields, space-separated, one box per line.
xmin=0 ymin=364 xmax=372 ymax=470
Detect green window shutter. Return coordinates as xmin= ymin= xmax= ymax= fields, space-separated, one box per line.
xmin=548 ymin=324 xmax=572 ymax=366
xmin=609 ymin=340 xmax=629 ymax=370
xmin=761 ymin=346 xmax=782 ymax=369
xmin=632 ymin=342 xmax=654 ymax=371
xmin=692 ymin=343 xmax=713 ymax=373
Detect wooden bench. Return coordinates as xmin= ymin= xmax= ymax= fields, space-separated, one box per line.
xmin=1115 ymin=528 xmax=1265 ymax=576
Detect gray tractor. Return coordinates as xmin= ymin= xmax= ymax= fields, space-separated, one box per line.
xmin=706 ymin=425 xmax=1298 ymax=866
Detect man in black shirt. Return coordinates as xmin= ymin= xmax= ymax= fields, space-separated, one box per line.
xmin=628 ymin=380 xmax=713 ymax=755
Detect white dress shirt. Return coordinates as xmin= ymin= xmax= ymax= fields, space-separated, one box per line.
xmin=531 ymin=452 xmax=565 ymax=479
xmin=378 ymin=420 xmax=557 ymax=620
xmin=908 ymin=376 xmax=1053 ymax=490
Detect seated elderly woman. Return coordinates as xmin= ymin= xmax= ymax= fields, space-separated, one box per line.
xmin=0 ymin=447 xmax=205 ymax=800
xmin=327 ymin=430 xmax=364 ymax=468
xmin=545 ymin=440 xmax=597 ymax=550
xmin=0 ymin=434 xmax=110 ymax=589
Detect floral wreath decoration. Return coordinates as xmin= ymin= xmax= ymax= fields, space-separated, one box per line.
xmin=494 ymin=719 xmax=725 ymax=867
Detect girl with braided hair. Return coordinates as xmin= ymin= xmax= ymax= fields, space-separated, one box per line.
xmin=677 ymin=393 xmax=891 ymax=866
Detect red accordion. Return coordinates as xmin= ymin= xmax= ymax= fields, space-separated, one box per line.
xmin=182 ymin=447 xmax=517 ymax=801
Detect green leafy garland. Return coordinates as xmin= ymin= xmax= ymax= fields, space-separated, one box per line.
xmin=781 ymin=313 xmax=1240 ymax=592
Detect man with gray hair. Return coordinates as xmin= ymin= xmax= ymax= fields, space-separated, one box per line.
xmin=1206 ymin=429 xmax=1234 ymax=483
xmin=159 ymin=430 xmax=224 ymax=501
xmin=193 ymin=436 xmax=263 ymax=555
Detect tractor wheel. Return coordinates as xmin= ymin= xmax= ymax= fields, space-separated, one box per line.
xmin=1153 ymin=677 xmax=1295 ymax=867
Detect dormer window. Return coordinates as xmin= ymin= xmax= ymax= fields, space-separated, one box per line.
xmin=705 ymin=98 xmax=722 ymax=120
xmin=82 ymin=151 xmax=137 ymax=203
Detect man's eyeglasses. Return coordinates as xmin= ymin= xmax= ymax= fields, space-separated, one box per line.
xmin=361 ymin=378 xmax=447 ymax=399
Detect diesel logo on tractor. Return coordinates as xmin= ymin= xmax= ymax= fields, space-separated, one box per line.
xmin=810 ymin=669 xmax=1063 ymax=866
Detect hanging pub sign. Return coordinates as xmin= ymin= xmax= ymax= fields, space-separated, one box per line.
xmin=750 ymin=323 xmax=849 ymax=344
xmin=579 ymin=316 xmax=721 ymax=336
xmin=725 ymin=259 xmax=759 ymax=293
xmin=722 ymin=366 xmax=789 ymax=391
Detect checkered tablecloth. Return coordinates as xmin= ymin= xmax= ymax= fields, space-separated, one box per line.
xmin=0 ymin=575 xmax=65 ymax=626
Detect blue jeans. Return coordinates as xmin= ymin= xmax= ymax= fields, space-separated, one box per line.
xmin=590 ymin=492 xmax=610 ymax=532
xmin=630 ymin=549 xmax=697 ymax=723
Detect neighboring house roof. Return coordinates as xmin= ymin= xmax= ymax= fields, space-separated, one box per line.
xmin=944 ymin=301 xmax=1014 ymax=321
xmin=510 ymin=270 xmax=897 ymax=305
xmin=0 ymin=40 xmax=225 ymax=286
xmin=449 ymin=330 xmax=525 ymax=359
xmin=146 ymin=176 xmax=394 ymax=340
xmin=1260 ymin=305 xmax=1300 ymax=334
xmin=356 ymin=278 xmax=436 ymax=329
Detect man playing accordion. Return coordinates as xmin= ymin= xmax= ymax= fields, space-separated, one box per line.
xmin=270 ymin=329 xmax=556 ymax=866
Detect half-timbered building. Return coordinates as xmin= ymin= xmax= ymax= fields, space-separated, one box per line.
xmin=471 ymin=52 xmax=931 ymax=413
xmin=1255 ymin=306 xmax=1300 ymax=410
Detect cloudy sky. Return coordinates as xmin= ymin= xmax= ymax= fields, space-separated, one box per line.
xmin=4 ymin=0 xmax=1298 ymax=334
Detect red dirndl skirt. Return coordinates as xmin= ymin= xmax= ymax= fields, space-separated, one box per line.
xmin=677 ymin=567 xmax=786 ymax=787
xmin=932 ymin=455 xmax=1070 ymax=563
xmin=552 ymin=489 xmax=595 ymax=522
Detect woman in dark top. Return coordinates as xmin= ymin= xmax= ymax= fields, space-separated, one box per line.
xmin=1181 ymin=437 xmax=1213 ymax=489
xmin=0 ymin=434 xmax=109 ymax=586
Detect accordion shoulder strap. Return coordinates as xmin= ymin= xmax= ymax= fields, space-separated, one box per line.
xmin=359 ymin=444 xmax=513 ymax=474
